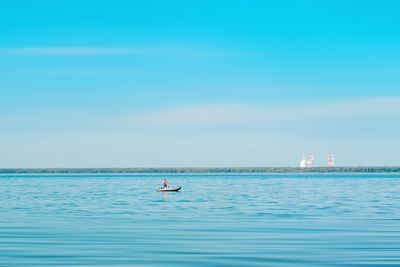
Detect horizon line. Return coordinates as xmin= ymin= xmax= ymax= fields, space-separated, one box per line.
xmin=1 ymin=166 xmax=400 ymax=174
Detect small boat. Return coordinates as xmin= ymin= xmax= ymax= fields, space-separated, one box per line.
xmin=156 ymin=186 xmax=182 ymax=192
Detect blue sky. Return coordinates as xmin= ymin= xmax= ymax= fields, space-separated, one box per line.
xmin=1 ymin=0 xmax=400 ymax=167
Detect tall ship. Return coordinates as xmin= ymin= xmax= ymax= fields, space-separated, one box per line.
xmin=300 ymin=153 xmax=314 ymax=168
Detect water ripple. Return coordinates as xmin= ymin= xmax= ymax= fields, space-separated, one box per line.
xmin=1 ymin=173 xmax=400 ymax=266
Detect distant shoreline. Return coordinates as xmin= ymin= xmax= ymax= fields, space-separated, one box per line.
xmin=1 ymin=167 xmax=400 ymax=174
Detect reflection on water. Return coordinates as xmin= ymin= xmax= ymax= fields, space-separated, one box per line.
xmin=1 ymin=173 xmax=400 ymax=266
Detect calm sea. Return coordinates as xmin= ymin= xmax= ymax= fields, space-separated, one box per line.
xmin=1 ymin=173 xmax=400 ymax=266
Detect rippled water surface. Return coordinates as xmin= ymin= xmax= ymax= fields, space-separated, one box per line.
xmin=1 ymin=173 xmax=400 ymax=266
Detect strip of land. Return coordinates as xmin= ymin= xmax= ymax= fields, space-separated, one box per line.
xmin=0 ymin=167 xmax=400 ymax=174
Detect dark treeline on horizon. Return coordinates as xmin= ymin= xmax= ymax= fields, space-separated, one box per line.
xmin=1 ymin=167 xmax=400 ymax=174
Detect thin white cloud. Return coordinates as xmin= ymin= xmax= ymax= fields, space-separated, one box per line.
xmin=1 ymin=96 xmax=400 ymax=167
xmin=0 ymin=47 xmax=152 ymax=56
xmin=2 ymin=96 xmax=399 ymax=130
xmin=0 ymin=45 xmax=238 ymax=57
xmin=130 ymin=97 xmax=400 ymax=127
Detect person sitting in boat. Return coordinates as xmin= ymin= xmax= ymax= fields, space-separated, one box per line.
xmin=162 ymin=178 xmax=168 ymax=188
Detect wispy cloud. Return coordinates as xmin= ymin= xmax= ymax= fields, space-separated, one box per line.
xmin=0 ymin=47 xmax=153 ymax=56
xmin=1 ymin=96 xmax=400 ymax=167
xmin=0 ymin=45 xmax=239 ymax=57
xmin=129 ymin=97 xmax=400 ymax=127
xmin=3 ymin=97 xmax=399 ymax=130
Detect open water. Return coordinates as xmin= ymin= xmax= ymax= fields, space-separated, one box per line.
xmin=1 ymin=173 xmax=400 ymax=266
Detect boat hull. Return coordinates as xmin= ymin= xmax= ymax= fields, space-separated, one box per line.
xmin=156 ymin=186 xmax=182 ymax=192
